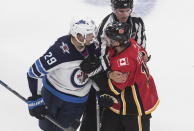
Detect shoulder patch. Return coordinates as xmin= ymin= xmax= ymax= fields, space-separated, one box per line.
xmin=60 ymin=42 xmax=70 ymax=54
xmin=117 ymin=57 xmax=129 ymax=67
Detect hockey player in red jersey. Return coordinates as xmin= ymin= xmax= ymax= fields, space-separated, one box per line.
xmin=98 ymin=21 xmax=159 ymax=131
xmin=80 ymin=0 xmax=150 ymax=130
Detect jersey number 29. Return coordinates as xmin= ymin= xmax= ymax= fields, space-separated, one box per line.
xmin=44 ymin=52 xmax=57 ymax=65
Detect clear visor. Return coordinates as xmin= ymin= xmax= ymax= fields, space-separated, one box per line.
xmin=84 ymin=28 xmax=97 ymax=44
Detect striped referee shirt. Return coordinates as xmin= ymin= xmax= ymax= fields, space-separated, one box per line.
xmin=97 ymin=12 xmax=146 ymax=71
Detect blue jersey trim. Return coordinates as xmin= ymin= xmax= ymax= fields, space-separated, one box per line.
xmin=42 ymin=77 xmax=88 ymax=103
xmin=35 ymin=59 xmax=48 ymax=75
xmin=28 ymin=67 xmax=37 ymax=78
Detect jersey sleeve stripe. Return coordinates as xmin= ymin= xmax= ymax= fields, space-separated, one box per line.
xmin=27 ymin=67 xmax=38 ymax=78
xmin=35 ymin=59 xmax=48 ymax=75
xmin=32 ymin=64 xmax=41 ymax=76
xmin=108 ymin=79 xmax=120 ymax=95
xmin=121 ymin=90 xmax=127 ymax=115
xmin=131 ymin=85 xmax=143 ymax=116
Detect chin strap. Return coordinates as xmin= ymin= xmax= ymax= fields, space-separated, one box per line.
xmin=75 ymin=36 xmax=86 ymax=46
xmin=75 ymin=32 xmax=96 ymax=46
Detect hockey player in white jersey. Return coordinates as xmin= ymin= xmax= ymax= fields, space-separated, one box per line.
xmin=27 ymin=18 xmax=100 ymax=131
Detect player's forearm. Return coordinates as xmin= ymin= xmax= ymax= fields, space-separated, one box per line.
xmin=27 ymin=73 xmax=38 ymax=96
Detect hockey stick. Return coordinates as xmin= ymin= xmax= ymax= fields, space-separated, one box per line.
xmin=96 ymin=96 xmax=101 ymax=131
xmin=92 ymin=82 xmax=101 ymax=131
xmin=0 ymin=80 xmax=79 ymax=131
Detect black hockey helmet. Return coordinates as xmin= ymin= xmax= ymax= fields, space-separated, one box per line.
xmin=105 ymin=21 xmax=131 ymax=45
xmin=111 ymin=0 xmax=133 ymax=9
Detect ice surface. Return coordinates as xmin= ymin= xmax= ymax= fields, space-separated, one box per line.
xmin=0 ymin=0 xmax=194 ymax=130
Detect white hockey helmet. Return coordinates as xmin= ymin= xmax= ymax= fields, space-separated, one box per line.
xmin=70 ymin=18 xmax=97 ymax=45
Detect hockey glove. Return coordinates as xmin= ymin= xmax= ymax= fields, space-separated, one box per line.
xmin=98 ymin=94 xmax=114 ymax=108
xmin=27 ymin=95 xmax=47 ymax=120
xmin=80 ymin=55 xmax=102 ymax=77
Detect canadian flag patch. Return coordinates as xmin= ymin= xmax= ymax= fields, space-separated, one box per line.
xmin=118 ymin=57 xmax=129 ymax=67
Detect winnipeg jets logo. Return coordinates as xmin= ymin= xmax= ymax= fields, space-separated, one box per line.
xmin=76 ymin=72 xmax=88 ymax=83
xmin=118 ymin=57 xmax=129 ymax=67
xmin=71 ymin=68 xmax=89 ymax=88
xmin=60 ymin=42 xmax=70 ymax=54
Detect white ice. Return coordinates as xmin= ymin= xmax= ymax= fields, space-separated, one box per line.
xmin=0 ymin=0 xmax=194 ymax=130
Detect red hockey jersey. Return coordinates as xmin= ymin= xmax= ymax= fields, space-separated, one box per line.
xmin=108 ymin=39 xmax=159 ymax=115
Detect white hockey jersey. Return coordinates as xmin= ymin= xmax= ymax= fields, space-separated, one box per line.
xmin=27 ymin=35 xmax=100 ymax=103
